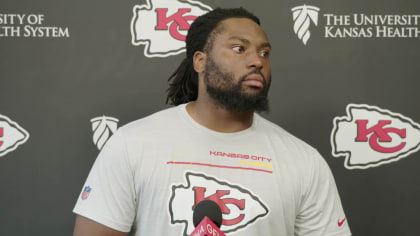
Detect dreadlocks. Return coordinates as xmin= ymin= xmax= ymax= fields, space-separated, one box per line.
xmin=165 ymin=7 xmax=260 ymax=105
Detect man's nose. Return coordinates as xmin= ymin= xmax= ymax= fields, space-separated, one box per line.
xmin=247 ymin=52 xmax=264 ymax=69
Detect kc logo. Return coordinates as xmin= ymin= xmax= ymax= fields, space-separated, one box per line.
xmin=131 ymin=0 xmax=212 ymax=57
xmin=0 ymin=114 xmax=30 ymax=157
xmin=169 ymin=172 xmax=269 ymax=235
xmin=193 ymin=187 xmax=245 ymax=226
xmin=355 ymin=120 xmax=406 ymax=153
xmin=0 ymin=127 xmax=3 ymax=147
xmin=155 ymin=8 xmax=197 ymax=41
xmin=331 ymin=104 xmax=420 ymax=169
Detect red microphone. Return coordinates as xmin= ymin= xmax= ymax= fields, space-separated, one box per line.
xmin=190 ymin=200 xmax=225 ymax=236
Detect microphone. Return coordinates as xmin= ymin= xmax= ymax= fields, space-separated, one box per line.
xmin=190 ymin=200 xmax=225 ymax=236
xmin=193 ymin=200 xmax=223 ymax=228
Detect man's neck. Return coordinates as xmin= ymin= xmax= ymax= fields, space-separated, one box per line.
xmin=186 ymin=100 xmax=254 ymax=133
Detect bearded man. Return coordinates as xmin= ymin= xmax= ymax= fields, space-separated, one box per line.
xmin=73 ymin=7 xmax=351 ymax=236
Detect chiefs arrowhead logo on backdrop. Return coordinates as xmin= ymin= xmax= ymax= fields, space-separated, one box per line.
xmin=291 ymin=5 xmax=320 ymax=45
xmin=91 ymin=116 xmax=119 ymax=150
xmin=0 ymin=115 xmax=29 ymax=157
xmin=0 ymin=114 xmax=29 ymax=157
xmin=331 ymin=104 xmax=420 ymax=169
xmin=131 ymin=0 xmax=212 ymax=57
xmin=169 ymin=172 xmax=269 ymax=235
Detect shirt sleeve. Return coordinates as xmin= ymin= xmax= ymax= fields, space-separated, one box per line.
xmin=73 ymin=130 xmax=136 ymax=232
xmin=294 ymin=150 xmax=351 ymax=236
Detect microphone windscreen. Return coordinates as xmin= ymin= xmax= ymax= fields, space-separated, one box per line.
xmin=193 ymin=200 xmax=223 ymax=228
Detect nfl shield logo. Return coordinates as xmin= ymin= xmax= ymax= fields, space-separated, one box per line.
xmin=81 ymin=186 xmax=92 ymax=200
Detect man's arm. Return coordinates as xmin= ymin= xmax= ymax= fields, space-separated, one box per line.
xmin=73 ymin=131 xmax=136 ymax=235
xmin=294 ymin=150 xmax=351 ymax=236
xmin=73 ymin=215 xmax=128 ymax=236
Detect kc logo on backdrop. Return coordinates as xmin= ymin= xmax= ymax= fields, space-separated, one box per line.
xmin=0 ymin=114 xmax=29 ymax=157
xmin=131 ymin=0 xmax=212 ymax=57
xmin=91 ymin=116 xmax=119 ymax=150
xmin=169 ymin=172 xmax=269 ymax=235
xmin=331 ymin=104 xmax=420 ymax=169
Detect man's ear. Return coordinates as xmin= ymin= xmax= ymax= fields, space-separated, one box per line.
xmin=193 ymin=51 xmax=206 ymax=73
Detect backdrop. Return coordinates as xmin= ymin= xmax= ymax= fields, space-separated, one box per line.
xmin=1 ymin=0 xmax=419 ymax=235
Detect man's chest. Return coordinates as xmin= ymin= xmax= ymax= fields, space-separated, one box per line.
xmin=131 ymin=140 xmax=301 ymax=235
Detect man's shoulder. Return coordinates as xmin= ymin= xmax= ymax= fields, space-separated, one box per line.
xmin=118 ymin=105 xmax=182 ymax=135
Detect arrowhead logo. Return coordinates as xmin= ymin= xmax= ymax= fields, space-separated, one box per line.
xmin=0 ymin=114 xmax=29 ymax=157
xmin=291 ymin=5 xmax=320 ymax=45
xmin=169 ymin=172 xmax=269 ymax=235
xmin=130 ymin=0 xmax=212 ymax=57
xmin=90 ymin=116 xmax=119 ymax=150
xmin=331 ymin=104 xmax=420 ymax=169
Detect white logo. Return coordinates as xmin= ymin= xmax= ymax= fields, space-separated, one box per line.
xmin=0 ymin=13 xmax=70 ymax=38
xmin=169 ymin=172 xmax=269 ymax=235
xmin=0 ymin=114 xmax=29 ymax=157
xmin=331 ymin=104 xmax=420 ymax=169
xmin=90 ymin=116 xmax=119 ymax=150
xmin=324 ymin=14 xmax=420 ymax=38
xmin=130 ymin=0 xmax=212 ymax=58
xmin=291 ymin=5 xmax=320 ymax=45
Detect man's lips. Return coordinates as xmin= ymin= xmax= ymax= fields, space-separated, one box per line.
xmin=243 ymin=74 xmax=264 ymax=88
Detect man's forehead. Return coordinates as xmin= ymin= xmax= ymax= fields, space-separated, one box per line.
xmin=216 ymin=18 xmax=270 ymax=44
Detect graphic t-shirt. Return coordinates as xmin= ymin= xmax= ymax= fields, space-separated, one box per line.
xmin=73 ymin=104 xmax=351 ymax=236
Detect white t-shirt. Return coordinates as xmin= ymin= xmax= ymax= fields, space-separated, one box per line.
xmin=73 ymin=104 xmax=351 ymax=236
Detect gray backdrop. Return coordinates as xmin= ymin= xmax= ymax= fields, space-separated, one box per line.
xmin=1 ymin=0 xmax=419 ymax=235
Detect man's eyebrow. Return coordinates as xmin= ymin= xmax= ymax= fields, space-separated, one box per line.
xmin=228 ymin=36 xmax=250 ymax=44
xmin=228 ymin=36 xmax=271 ymax=49
xmin=260 ymin=42 xmax=272 ymax=49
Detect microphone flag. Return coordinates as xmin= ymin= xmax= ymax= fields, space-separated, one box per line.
xmin=189 ymin=216 xmax=226 ymax=236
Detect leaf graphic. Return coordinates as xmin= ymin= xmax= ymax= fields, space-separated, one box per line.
xmin=90 ymin=116 xmax=119 ymax=150
xmin=291 ymin=5 xmax=320 ymax=45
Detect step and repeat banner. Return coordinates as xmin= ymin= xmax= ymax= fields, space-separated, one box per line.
xmin=1 ymin=0 xmax=419 ymax=235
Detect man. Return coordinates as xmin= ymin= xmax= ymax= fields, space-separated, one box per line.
xmin=73 ymin=8 xmax=351 ymax=236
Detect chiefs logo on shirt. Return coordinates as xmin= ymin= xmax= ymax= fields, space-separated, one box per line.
xmin=169 ymin=172 xmax=269 ymax=235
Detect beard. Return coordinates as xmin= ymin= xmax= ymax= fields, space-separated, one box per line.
xmin=203 ymin=55 xmax=270 ymax=113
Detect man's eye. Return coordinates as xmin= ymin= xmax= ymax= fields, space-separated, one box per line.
xmin=260 ymin=50 xmax=270 ymax=57
xmin=232 ymin=45 xmax=244 ymax=53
